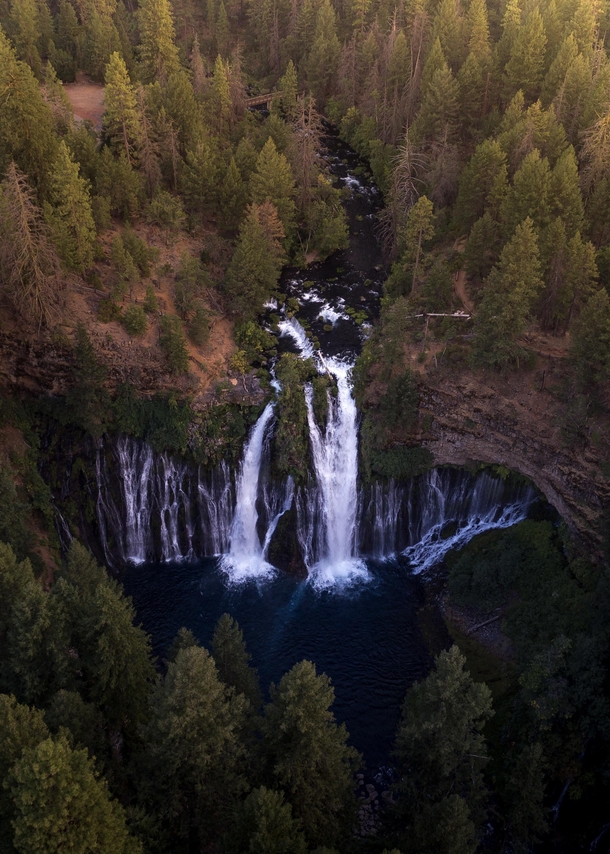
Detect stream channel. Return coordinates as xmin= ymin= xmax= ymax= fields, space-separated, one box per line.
xmin=123 ymin=132 xmax=543 ymax=767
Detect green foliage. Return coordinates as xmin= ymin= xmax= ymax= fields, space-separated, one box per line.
xmin=67 ymin=325 xmax=110 ymax=438
xmin=143 ymin=284 xmax=158 ymax=314
xmin=472 ymin=218 xmax=543 ymax=369
xmin=175 ymin=251 xmax=209 ymax=319
xmin=121 ymin=304 xmax=147 ymax=336
xmin=159 ymin=314 xmax=189 ymax=374
xmin=234 ymin=321 xmax=275 ymax=365
xmin=146 ymin=191 xmax=186 ymax=243
xmin=142 ymin=645 xmax=249 ymax=847
xmin=223 ymin=202 xmax=286 ymax=318
xmin=212 ymin=613 xmax=262 ymax=710
xmin=262 ymin=660 xmax=361 ymax=849
xmin=112 ymin=385 xmax=192 ymax=454
xmin=366 ymin=444 xmax=434 ymax=480
xmin=570 ymin=288 xmax=610 ymax=391
xmin=394 ymin=645 xmax=493 ymax=853
xmin=228 ymin=787 xmax=308 ymax=854
xmin=273 ymin=354 xmax=316 ymax=481
xmin=96 ymin=148 xmax=143 ymax=221
xmin=9 ymin=735 xmax=142 ymax=854
xmin=0 ymin=464 xmax=33 ymax=562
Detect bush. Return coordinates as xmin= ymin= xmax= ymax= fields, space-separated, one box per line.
xmin=97 ymin=298 xmax=121 ymax=323
xmin=143 ymin=284 xmax=158 ymax=314
xmin=188 ymin=304 xmax=210 ymax=347
xmin=159 ymin=314 xmax=189 ymax=374
xmin=121 ymin=304 xmax=147 ymax=336
xmin=122 ymin=228 xmax=158 ymax=275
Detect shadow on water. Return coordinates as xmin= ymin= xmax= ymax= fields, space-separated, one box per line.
xmin=123 ymin=555 xmax=436 ymax=767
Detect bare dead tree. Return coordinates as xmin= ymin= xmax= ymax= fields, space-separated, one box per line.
xmin=0 ymin=162 xmax=64 ymax=327
xmin=377 ymin=130 xmax=427 ymax=258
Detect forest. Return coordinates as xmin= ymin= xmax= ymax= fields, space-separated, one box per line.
xmin=1 ymin=0 xmax=610 ymax=849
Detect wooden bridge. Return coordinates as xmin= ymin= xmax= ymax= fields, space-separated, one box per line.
xmin=245 ymin=90 xmax=305 ymax=109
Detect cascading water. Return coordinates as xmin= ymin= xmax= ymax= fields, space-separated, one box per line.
xmin=220 ymin=403 xmax=277 ymax=582
xmin=303 ymin=361 xmax=368 ymax=588
xmin=87 ymin=130 xmax=543 ymax=584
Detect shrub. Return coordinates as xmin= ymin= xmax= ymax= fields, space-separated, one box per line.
xmin=121 ymin=304 xmax=147 ymax=336
xmin=188 ymin=304 xmax=210 ymax=347
xmin=143 ymin=284 xmax=158 ymax=314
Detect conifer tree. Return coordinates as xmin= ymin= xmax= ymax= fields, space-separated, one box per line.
xmin=412 ymin=57 xmax=459 ymax=144
xmin=219 ymin=156 xmax=248 ymax=232
xmin=103 ymin=52 xmax=141 ymax=164
xmin=549 ymin=145 xmax=584 ymax=236
xmin=190 ymin=34 xmax=207 ymax=98
xmin=504 ymin=8 xmax=547 ymax=102
xmin=501 ymin=148 xmax=551 ymax=235
xmin=9 ymin=0 xmax=42 ymax=77
xmin=466 ymin=0 xmax=491 ymax=63
xmin=142 ymin=645 xmax=249 ymax=846
xmin=182 ymin=134 xmax=221 ymax=218
xmin=212 ymin=613 xmax=262 ymax=709
xmin=229 ymin=787 xmax=308 ymax=854
xmin=216 ymin=0 xmax=230 ymax=56
xmin=276 ymin=59 xmax=299 ymax=121
xmin=44 ymin=141 xmax=96 ymax=272
xmin=210 ymin=54 xmax=232 ymax=137
xmin=9 ymin=735 xmax=142 ymax=854
xmin=453 ymin=139 xmax=508 ymax=231
xmin=465 ymin=211 xmax=502 ymax=284
xmin=135 ymin=86 xmax=161 ymax=196
xmin=0 ymin=27 xmax=57 ymax=193
xmin=224 ymin=201 xmax=286 ymax=316
xmin=431 ymin=0 xmax=466 ymax=72
xmin=0 ymin=543 xmax=55 ymax=705
xmin=250 ymin=136 xmax=297 ymax=236
xmin=138 ymin=0 xmax=180 ymax=84
xmin=0 ymin=695 xmax=50 ymax=847
xmin=570 ymin=288 xmax=610 ymax=389
xmin=261 ymin=660 xmax=360 ymax=849
xmin=394 ymin=645 xmax=493 ymax=854
xmin=306 ymin=0 xmax=341 ymax=106
xmin=472 ymin=217 xmax=543 ymax=368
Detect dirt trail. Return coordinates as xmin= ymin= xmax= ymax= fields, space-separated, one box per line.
xmin=454 ymin=269 xmax=475 ymax=315
xmin=64 ymin=73 xmax=105 ymax=132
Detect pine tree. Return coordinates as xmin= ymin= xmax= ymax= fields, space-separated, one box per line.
xmin=466 ymin=0 xmax=490 ymax=63
xmin=210 ymin=54 xmax=232 ymax=137
xmin=223 ymin=201 xmax=286 ymax=317
xmin=306 ymin=0 xmax=341 ymax=106
xmin=549 ymin=145 xmax=584 ymax=235
xmin=9 ymin=735 xmax=142 ymax=854
xmin=212 ymin=613 xmax=262 ymax=709
xmin=44 ymin=141 xmax=96 ymax=272
xmin=182 ymin=134 xmax=221 ymax=218
xmin=0 ymin=543 xmax=55 ymax=704
xmin=135 ymin=85 xmax=161 ymax=196
xmin=504 ymin=8 xmax=547 ymax=102
xmin=541 ymin=34 xmax=579 ymax=106
xmin=465 ymin=211 xmax=502 ymax=284
xmin=103 ymin=52 xmax=141 ymax=164
xmin=138 ymin=0 xmax=180 ymax=84
xmin=501 ymin=148 xmax=551 ymax=235
xmin=394 ymin=645 xmax=493 ymax=854
xmin=142 ymin=645 xmax=249 ymax=846
xmin=9 ymin=0 xmax=42 ymax=77
xmin=229 ymin=787 xmax=308 ymax=854
xmin=0 ymin=162 xmax=63 ymax=327
xmin=276 ymin=59 xmax=299 ymax=121
xmin=261 ymin=660 xmax=361 ymax=849
xmin=250 ymin=136 xmax=297 ymax=236
xmin=412 ymin=58 xmax=459 ymax=144
xmin=0 ymin=694 xmax=50 ymax=847
xmin=472 ymin=217 xmax=543 ymax=368
xmin=453 ymin=139 xmax=508 ymax=231
xmin=570 ymin=288 xmax=610 ymax=389
xmin=216 ymin=0 xmax=230 ymax=56
xmin=431 ymin=0 xmax=466 ymax=72
xmin=0 ymin=27 xmax=57 ymax=194
xmin=219 ymin=156 xmax=248 ymax=232
xmin=397 ymin=194 xmax=435 ymax=295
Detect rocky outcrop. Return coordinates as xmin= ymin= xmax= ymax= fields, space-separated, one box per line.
xmin=417 ymin=365 xmax=609 ymax=552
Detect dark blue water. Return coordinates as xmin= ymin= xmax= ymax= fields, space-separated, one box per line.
xmin=123 ymin=556 xmax=434 ymax=767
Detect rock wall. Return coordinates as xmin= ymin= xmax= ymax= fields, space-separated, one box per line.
xmin=418 ymin=367 xmax=609 ymax=551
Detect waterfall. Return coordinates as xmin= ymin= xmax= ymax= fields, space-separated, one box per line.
xmin=220 ymin=403 xmax=278 ymax=582
xmin=300 ymin=360 xmax=368 ymax=589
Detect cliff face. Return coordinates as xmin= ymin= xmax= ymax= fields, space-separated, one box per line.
xmin=417 ymin=361 xmax=609 ymax=550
